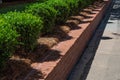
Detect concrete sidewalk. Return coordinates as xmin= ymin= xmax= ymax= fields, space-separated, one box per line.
xmin=68 ymin=0 xmax=120 ymax=80
xmin=86 ymin=0 xmax=120 ymax=79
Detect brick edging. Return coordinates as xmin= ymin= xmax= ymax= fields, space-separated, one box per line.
xmin=29 ymin=0 xmax=112 ymax=80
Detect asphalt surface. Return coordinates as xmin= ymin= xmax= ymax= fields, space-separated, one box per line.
xmin=68 ymin=0 xmax=120 ymax=80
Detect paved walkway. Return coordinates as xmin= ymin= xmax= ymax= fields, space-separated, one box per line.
xmin=68 ymin=0 xmax=120 ymax=80
xmin=86 ymin=0 xmax=120 ymax=80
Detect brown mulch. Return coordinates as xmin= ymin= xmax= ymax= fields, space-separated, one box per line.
xmin=0 ymin=1 xmax=104 ymax=80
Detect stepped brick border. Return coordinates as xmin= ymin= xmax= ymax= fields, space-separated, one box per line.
xmin=30 ymin=0 xmax=112 ymax=80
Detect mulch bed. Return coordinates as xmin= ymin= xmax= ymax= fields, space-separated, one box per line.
xmin=0 ymin=1 xmax=104 ymax=80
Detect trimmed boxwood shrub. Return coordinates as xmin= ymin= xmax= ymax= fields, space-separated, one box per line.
xmin=2 ymin=12 xmax=43 ymax=52
xmin=46 ymin=0 xmax=70 ymax=24
xmin=78 ymin=0 xmax=88 ymax=8
xmin=0 ymin=18 xmax=19 ymax=69
xmin=25 ymin=0 xmax=94 ymax=33
xmin=64 ymin=0 xmax=79 ymax=15
xmin=79 ymin=0 xmax=98 ymax=8
xmin=64 ymin=0 xmax=88 ymax=15
xmin=25 ymin=3 xmax=57 ymax=33
xmin=86 ymin=0 xmax=93 ymax=5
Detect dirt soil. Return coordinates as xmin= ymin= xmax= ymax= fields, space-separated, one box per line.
xmin=0 ymin=1 xmax=104 ymax=80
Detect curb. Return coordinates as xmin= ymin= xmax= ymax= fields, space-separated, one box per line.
xmin=68 ymin=0 xmax=113 ymax=80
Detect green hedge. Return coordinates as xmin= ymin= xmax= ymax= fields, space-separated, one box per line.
xmin=46 ymin=0 xmax=70 ymax=24
xmin=64 ymin=0 xmax=79 ymax=15
xmin=0 ymin=18 xmax=19 ymax=69
xmin=0 ymin=0 xmax=96 ymax=70
xmin=2 ymin=12 xmax=43 ymax=51
xmin=25 ymin=3 xmax=57 ymax=33
xmin=25 ymin=0 xmax=91 ymax=31
xmin=0 ymin=12 xmax=43 ymax=69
